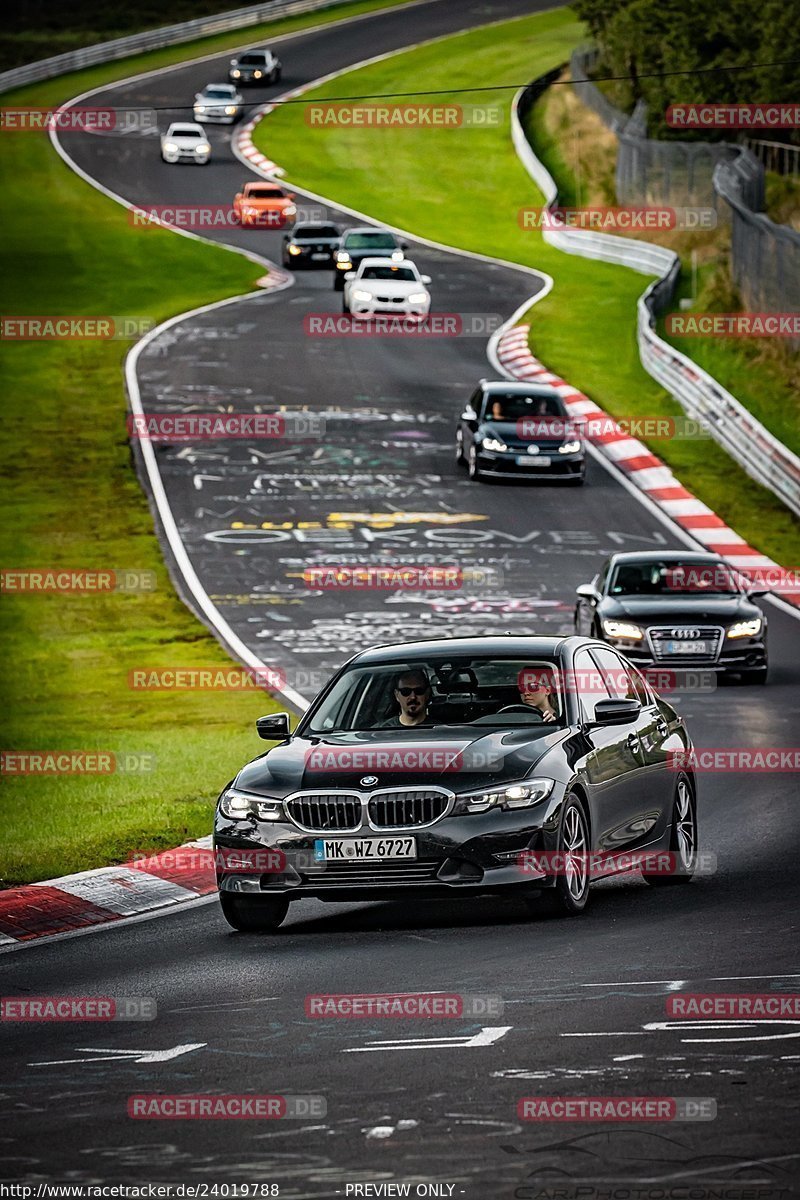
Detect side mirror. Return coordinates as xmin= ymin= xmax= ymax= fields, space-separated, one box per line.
xmin=256 ymin=712 xmax=291 ymax=740
xmin=421 ymin=274 xmax=432 ymax=284
xmin=461 ymin=405 xmax=478 ymax=422
xmin=592 ymin=697 xmax=641 ymax=726
xmin=576 ymin=583 xmax=600 ymax=601
xmin=288 ymin=193 xmax=295 ymax=200
xmin=344 ymin=271 xmax=356 ymax=280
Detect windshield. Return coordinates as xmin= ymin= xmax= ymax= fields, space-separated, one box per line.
xmin=204 ymin=88 xmax=232 ymax=99
xmin=361 ymin=266 xmax=417 ymax=281
xmin=343 ymin=233 xmax=397 ymax=249
xmin=303 ymin=656 xmax=565 ymax=734
xmin=171 ymin=128 xmax=202 ymax=137
xmin=609 ymin=559 xmax=741 ymax=596
xmin=482 ymin=392 xmax=565 ymax=421
xmin=239 ymin=54 xmax=267 ymax=65
xmin=247 ymin=188 xmax=285 ymax=198
xmin=296 ymin=225 xmax=339 ymax=238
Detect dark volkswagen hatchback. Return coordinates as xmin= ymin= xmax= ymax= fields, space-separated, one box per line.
xmin=214 ymin=636 xmax=698 ymax=932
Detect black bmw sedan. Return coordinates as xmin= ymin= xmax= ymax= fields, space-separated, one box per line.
xmin=455 ymin=380 xmax=585 ymax=483
xmin=214 ymin=635 xmax=698 ymax=932
xmin=574 ymin=551 xmax=768 ymax=683
xmin=281 ymin=221 xmax=342 ymax=268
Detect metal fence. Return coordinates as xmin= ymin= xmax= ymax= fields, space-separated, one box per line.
xmin=569 ymin=47 xmax=799 ymax=344
xmin=0 ymin=0 xmax=354 ymax=93
xmin=744 ymin=138 xmax=800 ymax=178
xmin=512 ymin=78 xmax=800 ymax=518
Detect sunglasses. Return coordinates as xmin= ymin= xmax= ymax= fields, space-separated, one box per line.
xmin=397 ymin=686 xmax=428 ymax=697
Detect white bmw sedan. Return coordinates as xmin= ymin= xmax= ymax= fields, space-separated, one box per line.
xmin=193 ymin=84 xmax=244 ymax=124
xmin=342 ymin=257 xmax=431 ymax=318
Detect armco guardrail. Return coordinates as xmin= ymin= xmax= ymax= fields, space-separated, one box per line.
xmin=0 ymin=0 xmax=354 ymax=93
xmin=512 ymin=76 xmax=800 ymax=519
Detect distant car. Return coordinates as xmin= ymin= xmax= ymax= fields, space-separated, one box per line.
xmin=233 ymin=181 xmax=296 ymax=227
xmin=343 ymin=257 xmax=431 ymax=317
xmin=334 ymin=227 xmax=407 ymax=290
xmin=456 ymin=380 xmax=585 ymax=484
xmin=282 ymin=222 xmax=342 ymax=268
xmin=193 ymin=83 xmax=244 ymax=124
xmin=213 ymin=634 xmax=699 ymax=932
xmin=160 ymin=122 xmax=211 ymax=164
xmin=574 ymin=551 xmax=769 ymax=683
xmin=229 ymin=49 xmax=281 ymax=85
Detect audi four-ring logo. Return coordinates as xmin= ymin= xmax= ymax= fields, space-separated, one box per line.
xmin=670 ymin=628 xmax=701 ymax=638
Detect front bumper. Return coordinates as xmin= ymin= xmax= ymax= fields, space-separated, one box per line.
xmin=476 ymin=448 xmax=585 ymax=478
xmin=194 ymin=110 xmax=238 ymax=124
xmin=603 ymin=632 xmax=767 ymax=674
xmin=240 ymin=211 xmax=293 ymax=227
xmin=349 ymin=300 xmax=430 ymax=318
xmin=214 ymin=800 xmax=565 ymax=901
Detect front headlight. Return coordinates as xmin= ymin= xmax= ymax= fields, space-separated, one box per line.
xmin=232 ymin=68 xmax=241 ymax=77
xmin=288 ymin=243 xmax=302 ymax=255
xmin=219 ymin=787 xmax=284 ymax=821
xmin=407 ymin=291 xmax=428 ymax=304
xmin=284 ymin=204 xmax=297 ymax=216
xmin=602 ymin=619 xmax=644 ymax=640
xmin=197 ymin=143 xmax=211 ymax=155
xmin=727 ymin=616 xmax=762 ymax=639
xmin=455 ymin=779 xmax=554 ymax=814
xmin=336 ymin=251 xmax=352 ymax=264
xmin=195 ymin=105 xmax=206 ymax=113
xmin=352 ymin=289 xmax=373 ymax=301
xmin=254 ymin=70 xmax=263 ymax=79
xmin=481 ymin=436 xmax=508 ymax=453
xmin=225 ymin=105 xmax=236 ymax=115
xmin=164 ymin=142 xmax=178 ymax=153
xmin=391 ymin=250 xmax=404 ymax=261
xmin=559 ymin=439 xmax=582 ymax=454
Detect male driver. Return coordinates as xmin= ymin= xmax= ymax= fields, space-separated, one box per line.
xmin=380 ymin=669 xmax=432 ymax=727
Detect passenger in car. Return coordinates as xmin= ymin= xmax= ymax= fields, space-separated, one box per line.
xmin=498 ymin=666 xmax=558 ymax=722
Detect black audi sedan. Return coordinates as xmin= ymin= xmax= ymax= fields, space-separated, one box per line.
xmin=281 ymin=221 xmax=342 ymax=268
xmin=574 ymin=551 xmax=768 ymax=683
xmin=214 ymin=635 xmax=698 ymax=932
xmin=455 ymin=381 xmax=585 ymax=483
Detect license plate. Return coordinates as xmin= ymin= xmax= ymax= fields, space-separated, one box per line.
xmin=665 ymin=640 xmax=713 ymax=655
xmin=311 ymin=252 xmax=328 ymax=260
xmin=516 ymin=455 xmax=551 ymax=467
xmin=314 ymin=837 xmax=417 ymax=862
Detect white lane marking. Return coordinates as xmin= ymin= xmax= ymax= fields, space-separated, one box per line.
xmin=30 ymin=1042 xmax=206 ymax=1066
xmin=343 ymin=1025 xmax=511 ymax=1052
xmin=564 ymin=1019 xmax=800 ymax=1043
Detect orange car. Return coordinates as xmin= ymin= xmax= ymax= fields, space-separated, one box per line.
xmin=233 ymin=182 xmax=297 ymax=228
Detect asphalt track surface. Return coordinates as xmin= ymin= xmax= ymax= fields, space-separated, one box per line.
xmin=5 ymin=1 xmax=800 ymax=1194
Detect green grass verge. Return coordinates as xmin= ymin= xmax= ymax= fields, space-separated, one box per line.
xmin=254 ymin=6 xmax=800 ymax=566
xmin=0 ymin=0 xmax=419 ymax=887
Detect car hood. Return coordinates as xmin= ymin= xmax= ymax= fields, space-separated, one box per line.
xmin=601 ymin=594 xmax=759 ymax=624
xmin=165 ymin=135 xmax=206 ymax=146
xmin=353 ymin=280 xmax=423 ymax=297
xmin=234 ymin=726 xmax=567 ymax=798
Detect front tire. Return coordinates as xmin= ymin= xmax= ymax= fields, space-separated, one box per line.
xmin=455 ymin=430 xmax=465 ymax=465
xmin=467 ymin=445 xmax=483 ymax=481
xmin=643 ymin=775 xmax=697 ymax=886
xmin=219 ymin=893 xmax=289 ymax=932
xmin=526 ymin=793 xmax=590 ymax=917
xmin=739 ymin=666 xmax=767 ymax=685
xmin=342 ymin=296 xmax=350 ymax=314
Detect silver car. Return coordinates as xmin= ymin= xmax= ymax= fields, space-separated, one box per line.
xmin=193 ymin=83 xmax=244 ymax=124
xmin=160 ymin=122 xmax=211 ymax=164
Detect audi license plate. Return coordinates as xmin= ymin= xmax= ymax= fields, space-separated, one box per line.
xmin=314 ymin=837 xmax=417 ymax=862
xmin=665 ymin=640 xmax=713 ymax=655
xmin=516 ymin=455 xmax=551 ymax=467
